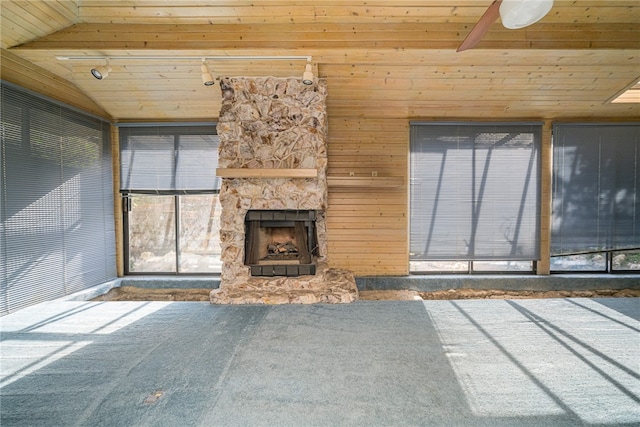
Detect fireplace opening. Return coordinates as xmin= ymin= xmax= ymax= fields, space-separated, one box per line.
xmin=244 ymin=210 xmax=318 ymax=277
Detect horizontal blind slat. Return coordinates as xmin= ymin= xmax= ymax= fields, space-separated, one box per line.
xmin=119 ymin=126 xmax=220 ymax=192
xmin=552 ymin=123 xmax=640 ymax=255
xmin=410 ymin=123 xmax=541 ymax=261
xmin=1 ymin=84 xmax=116 ymax=316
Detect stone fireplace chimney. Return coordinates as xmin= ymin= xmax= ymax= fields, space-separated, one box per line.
xmin=210 ymin=77 xmax=357 ymax=304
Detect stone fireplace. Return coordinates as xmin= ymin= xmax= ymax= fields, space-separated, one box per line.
xmin=210 ymin=76 xmax=357 ymax=304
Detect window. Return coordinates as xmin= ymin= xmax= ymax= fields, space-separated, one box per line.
xmin=119 ymin=125 xmax=221 ymax=274
xmin=550 ymin=250 xmax=640 ymax=273
xmin=551 ymin=123 xmax=640 ymax=273
xmin=1 ymin=83 xmax=115 ymax=315
xmin=410 ymin=122 xmax=541 ymax=273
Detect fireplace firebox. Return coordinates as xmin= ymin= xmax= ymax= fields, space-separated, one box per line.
xmin=244 ymin=210 xmax=318 ymax=277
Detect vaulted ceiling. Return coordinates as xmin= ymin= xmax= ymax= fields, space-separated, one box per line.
xmin=2 ymin=1 xmax=639 ymax=121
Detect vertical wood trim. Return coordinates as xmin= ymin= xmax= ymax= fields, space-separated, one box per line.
xmin=405 ymin=122 xmax=411 ymax=275
xmin=111 ymin=124 xmax=124 ymax=277
xmin=537 ymin=120 xmax=553 ymax=275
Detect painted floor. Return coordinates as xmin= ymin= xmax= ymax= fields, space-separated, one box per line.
xmin=1 ymin=298 xmax=639 ymax=426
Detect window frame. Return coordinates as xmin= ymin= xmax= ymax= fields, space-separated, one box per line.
xmin=409 ymin=121 xmax=543 ymax=275
xmin=118 ymin=123 xmax=221 ymax=275
xmin=550 ymin=248 xmax=640 ymax=274
xmin=551 ymin=122 xmax=640 ymax=259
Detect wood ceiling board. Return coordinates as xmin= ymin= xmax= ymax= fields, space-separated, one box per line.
xmin=74 ymin=2 xmax=640 ymax=25
xmin=0 ymin=49 xmax=109 ymax=119
xmin=3 ymin=1 xmax=639 ymax=121
xmin=0 ymin=1 xmax=78 ymax=49
xmin=13 ymin=22 xmax=640 ymax=51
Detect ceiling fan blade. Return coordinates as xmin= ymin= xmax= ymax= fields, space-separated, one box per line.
xmin=457 ymin=0 xmax=502 ymax=52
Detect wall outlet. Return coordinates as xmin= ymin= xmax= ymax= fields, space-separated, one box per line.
xmin=349 ymin=171 xmax=355 ymax=177
xmin=371 ymin=171 xmax=378 ymax=177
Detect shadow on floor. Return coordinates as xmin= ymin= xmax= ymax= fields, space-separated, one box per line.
xmin=1 ymin=299 xmax=639 ymax=426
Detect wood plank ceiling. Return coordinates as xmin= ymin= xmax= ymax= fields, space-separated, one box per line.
xmin=2 ymin=0 xmax=639 ymax=121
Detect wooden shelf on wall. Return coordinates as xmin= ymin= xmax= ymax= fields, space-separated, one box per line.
xmin=327 ymin=176 xmax=403 ymax=188
xmin=216 ymin=168 xmax=318 ymax=178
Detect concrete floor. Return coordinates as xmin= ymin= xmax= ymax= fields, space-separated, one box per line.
xmin=1 ymin=298 xmax=639 ymax=426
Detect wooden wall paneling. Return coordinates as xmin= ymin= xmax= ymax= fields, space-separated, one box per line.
xmin=111 ymin=124 xmax=124 ymax=277
xmin=537 ymin=121 xmax=553 ymax=275
xmin=3 ymin=0 xmax=639 ymax=280
xmin=326 ymin=118 xmax=409 ymax=276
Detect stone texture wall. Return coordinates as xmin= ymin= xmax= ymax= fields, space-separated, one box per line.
xmin=212 ymin=76 xmax=356 ymax=304
xmin=217 ymin=77 xmax=328 ymax=173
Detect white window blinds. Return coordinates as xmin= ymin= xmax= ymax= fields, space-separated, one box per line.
xmin=552 ymin=123 xmax=640 ymax=255
xmin=1 ymin=83 xmax=116 ymax=315
xmin=119 ymin=125 xmax=220 ymax=192
xmin=410 ymin=123 xmax=541 ymax=261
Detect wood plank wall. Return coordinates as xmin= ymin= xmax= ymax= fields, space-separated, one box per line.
xmin=537 ymin=121 xmax=553 ymax=275
xmin=111 ymin=125 xmax=124 ymax=277
xmin=326 ymin=118 xmax=409 ymax=276
xmin=4 ymin=53 xmax=631 ymax=278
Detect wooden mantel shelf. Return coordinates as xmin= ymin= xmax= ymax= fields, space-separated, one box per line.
xmin=216 ymin=168 xmax=318 ymax=178
xmin=327 ymin=176 xmax=403 ymax=188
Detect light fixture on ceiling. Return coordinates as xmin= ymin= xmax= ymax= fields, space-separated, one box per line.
xmin=201 ymin=60 xmax=215 ymax=86
xmin=91 ymin=61 xmax=111 ymax=80
xmin=500 ymin=0 xmax=554 ymax=29
xmin=457 ymin=0 xmax=554 ymax=52
xmin=302 ymin=60 xmax=314 ymax=85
